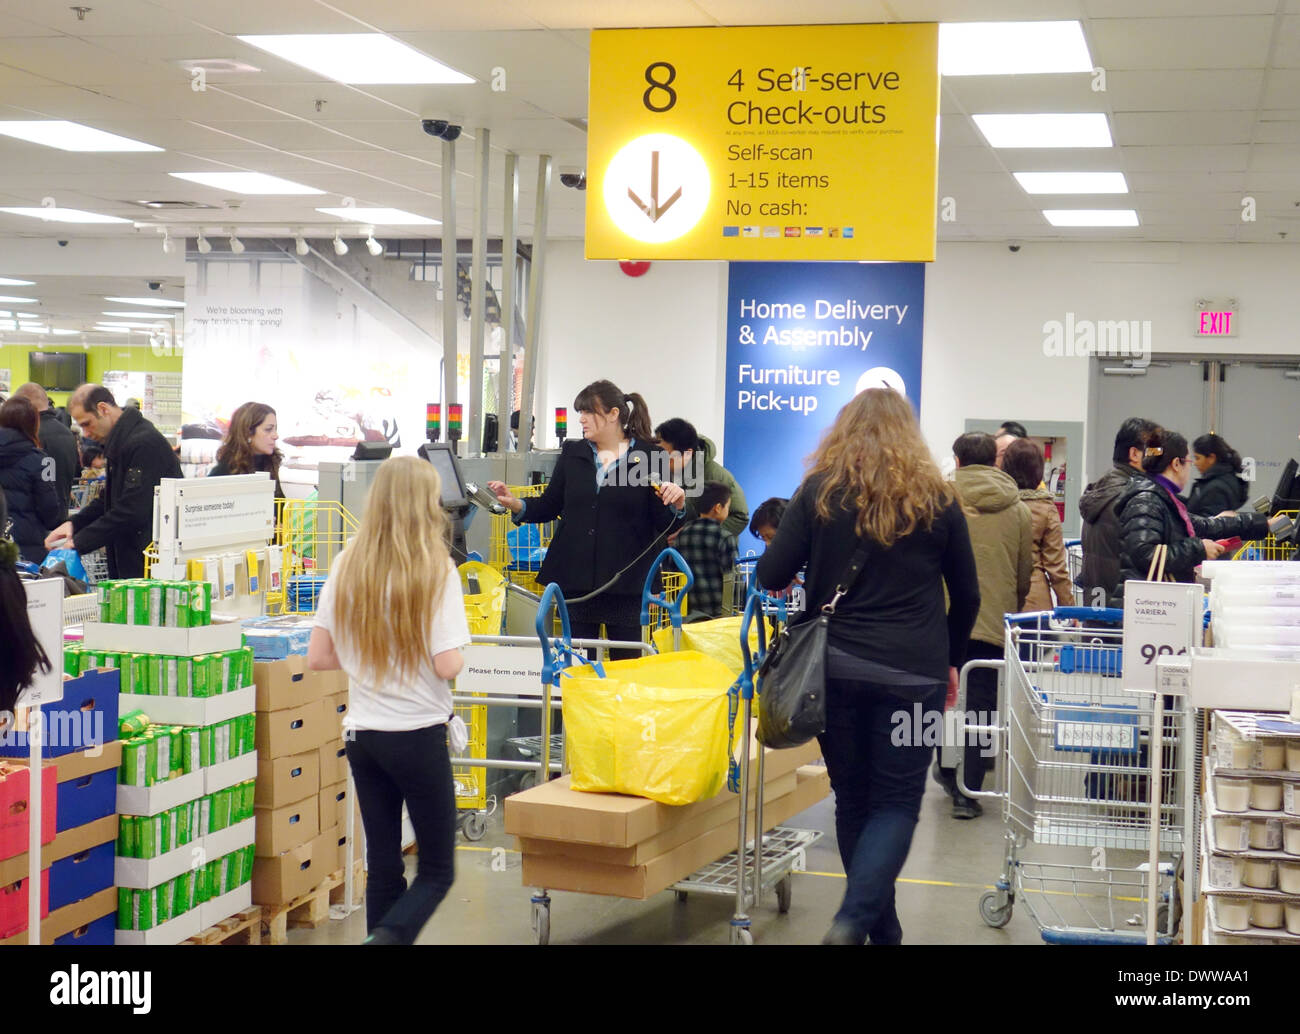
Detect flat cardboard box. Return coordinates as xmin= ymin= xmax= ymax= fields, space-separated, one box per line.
xmin=204 ymin=750 xmax=258 ymax=795
xmin=254 ymin=794 xmax=319 ymax=857
xmin=255 ymin=699 xmax=327 ymax=760
xmin=117 ymin=770 xmax=205 ymax=818
xmin=252 ymin=827 xmax=337 ymax=905
xmin=114 ymin=907 xmax=202 ymax=946
xmin=0 ymin=814 xmax=118 ymax=888
xmin=325 ymin=692 xmax=348 ymax=737
xmin=504 ymin=736 xmax=821 ymax=847
xmin=83 ymin=621 xmax=243 ymax=657
xmin=514 ymin=770 xmax=799 ymax=866
xmin=256 ymin=750 xmax=320 ymax=809
xmin=519 ymin=766 xmax=830 ymax=899
xmin=0 ymin=885 xmax=117 ymax=946
xmin=254 ymin=655 xmax=346 ymax=712
xmin=118 ymin=685 xmax=255 ymax=729
xmin=319 ymin=741 xmax=348 ymax=786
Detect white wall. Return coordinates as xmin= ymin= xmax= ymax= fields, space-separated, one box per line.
xmin=539 ymin=240 xmax=1300 ymax=472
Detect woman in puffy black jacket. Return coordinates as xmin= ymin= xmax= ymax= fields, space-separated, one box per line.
xmin=1117 ymin=427 xmax=1266 ymax=593
xmin=1187 ymin=433 xmax=1250 ymax=516
xmin=0 ymin=397 xmax=65 ymax=564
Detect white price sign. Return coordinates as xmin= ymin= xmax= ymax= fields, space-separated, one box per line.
xmin=457 ymin=644 xmax=551 ymax=699
xmin=1122 ymin=581 xmax=1202 ymax=693
xmin=20 ymin=578 xmax=64 ymax=709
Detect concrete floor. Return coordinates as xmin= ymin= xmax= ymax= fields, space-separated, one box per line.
xmin=291 ymin=769 xmax=1162 ymax=946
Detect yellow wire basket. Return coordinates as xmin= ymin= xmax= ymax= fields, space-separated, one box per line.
xmin=1232 ymin=509 xmax=1298 ymax=561
xmin=270 ymin=497 xmax=361 ymax=614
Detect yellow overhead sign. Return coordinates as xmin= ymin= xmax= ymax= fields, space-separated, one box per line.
xmin=585 ymin=23 xmax=940 ymax=262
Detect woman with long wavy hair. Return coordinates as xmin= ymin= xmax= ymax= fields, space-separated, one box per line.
xmin=756 ymin=389 xmax=981 ymax=945
xmin=209 ymin=402 xmax=284 ymax=498
xmin=308 ymin=456 xmax=471 ymax=945
xmin=0 ymin=493 xmax=53 ymax=719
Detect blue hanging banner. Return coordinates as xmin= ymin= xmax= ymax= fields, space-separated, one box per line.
xmin=723 ymin=261 xmax=925 ymax=557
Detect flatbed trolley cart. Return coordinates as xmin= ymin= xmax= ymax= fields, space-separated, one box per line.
xmin=526 ymin=576 xmax=819 ymax=945
xmin=959 ymin=607 xmax=1185 ymax=944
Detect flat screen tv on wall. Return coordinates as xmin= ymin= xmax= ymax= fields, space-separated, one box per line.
xmin=28 ymin=352 xmax=87 ymax=391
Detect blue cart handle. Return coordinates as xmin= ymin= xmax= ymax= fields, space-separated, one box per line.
xmin=1006 ymin=606 xmax=1124 ymax=627
xmin=639 ymin=547 xmax=695 ymax=629
xmin=535 ymin=582 xmax=575 ymax=685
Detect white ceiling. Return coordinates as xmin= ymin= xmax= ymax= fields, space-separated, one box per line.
xmin=0 ymin=0 xmax=1296 ymax=332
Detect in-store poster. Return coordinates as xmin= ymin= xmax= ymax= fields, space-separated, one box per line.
xmin=723 ymin=261 xmax=925 ymax=558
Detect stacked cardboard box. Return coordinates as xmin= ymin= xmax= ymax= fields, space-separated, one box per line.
xmin=0 ymin=668 xmax=121 ymax=945
xmin=505 ymin=739 xmax=829 ymax=899
xmin=251 ymin=656 xmax=354 ymax=905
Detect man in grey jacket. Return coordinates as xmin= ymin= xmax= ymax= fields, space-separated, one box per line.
xmin=1077 ymin=417 xmax=1158 ymax=609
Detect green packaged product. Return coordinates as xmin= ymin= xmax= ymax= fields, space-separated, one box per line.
xmin=169 ymin=727 xmax=183 ymax=778
xmin=121 ymin=737 xmax=148 ymax=788
xmin=174 ymin=872 xmax=192 ymax=914
xmin=119 ymin=709 xmax=150 ymax=738
xmin=239 ymin=779 xmax=255 ymax=822
xmin=154 ymin=881 xmax=171 ymax=925
xmin=117 ymin=887 xmax=132 ymax=931
xmin=182 ymin=727 xmax=201 ymax=773
xmin=145 ymin=581 xmax=164 ymax=627
xmin=152 ymin=729 xmax=169 ymax=784
xmin=62 ymin=646 xmax=80 ymax=678
xmin=239 ymin=645 xmax=254 ymax=688
xmin=158 ymin=810 xmax=172 ymax=855
xmin=200 ymin=725 xmax=214 ymax=768
xmin=191 ymin=655 xmax=213 ymax=698
xmin=116 ymin=815 xmax=134 ymax=858
xmin=197 ymin=796 xmax=211 ymax=838
xmin=242 ymin=713 xmax=256 ymax=756
xmin=210 ymin=789 xmax=230 ymax=832
xmin=214 ymin=720 xmax=230 ymax=765
xmin=77 ymin=651 xmax=97 ymax=675
xmin=107 ymin=583 xmax=127 ymax=625
xmin=165 ymin=583 xmax=189 ymax=628
xmin=174 ymin=802 xmax=190 ymax=846
xmin=134 ymin=889 xmax=155 ymax=931
xmin=137 ymin=815 xmax=159 ymax=860
xmin=142 ymin=654 xmax=162 ymax=696
xmin=97 ymin=581 xmax=115 ymax=623
xmin=189 ymin=580 xmax=212 ymax=626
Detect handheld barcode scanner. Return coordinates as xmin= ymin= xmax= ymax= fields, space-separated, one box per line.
xmin=464 ymin=481 xmax=509 ymax=516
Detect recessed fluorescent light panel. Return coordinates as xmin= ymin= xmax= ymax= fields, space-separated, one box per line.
xmin=1043 ymin=209 xmax=1139 ymax=227
xmin=315 ymin=207 xmax=440 ymax=225
xmin=939 ymin=21 xmax=1093 ymax=76
xmin=169 ymin=172 xmax=324 ymax=195
xmin=0 ymin=296 xmax=36 ymax=304
xmin=973 ymin=113 xmax=1112 ymax=148
xmin=0 ymin=121 xmax=162 ymax=152
xmin=1015 ymin=172 xmax=1128 ymax=194
xmin=0 ymin=207 xmax=131 ymax=223
xmin=104 ymin=297 xmax=185 ymax=308
xmin=50 ymin=328 xmax=80 ymax=335
xmin=237 ymin=34 xmax=474 ymax=85
xmin=0 ymin=276 xmax=34 ymax=286
xmin=103 ymin=311 xmax=177 ymax=319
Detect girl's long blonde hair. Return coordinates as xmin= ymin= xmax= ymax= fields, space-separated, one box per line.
xmin=807 ymin=388 xmax=954 ymax=547
xmin=329 ymin=455 xmax=453 ymax=687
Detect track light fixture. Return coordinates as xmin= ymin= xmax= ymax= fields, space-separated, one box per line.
xmin=161 ymin=231 xmax=176 ymax=255
xmin=229 ymin=231 xmax=245 ymax=254
xmin=365 ymin=234 xmax=382 ymax=256
xmin=295 ymin=234 xmax=310 ymax=256
xmin=333 ymin=233 xmax=348 ymax=256
xmin=196 ymin=232 xmax=212 ymax=254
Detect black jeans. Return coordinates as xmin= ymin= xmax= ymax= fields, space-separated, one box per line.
xmin=569 ymin=620 xmax=643 ymax=661
xmin=818 ymin=678 xmax=946 ymax=944
xmin=346 ymin=723 xmax=456 ymax=943
xmin=941 ymin=638 xmax=1003 ymax=796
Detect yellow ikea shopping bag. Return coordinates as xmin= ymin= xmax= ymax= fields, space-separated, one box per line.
xmin=650 ymin=614 xmax=775 ymax=676
xmin=561 ymin=651 xmax=736 ymax=806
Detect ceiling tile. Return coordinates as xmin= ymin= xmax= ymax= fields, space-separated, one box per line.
xmin=1249 ymin=144 xmax=1300 ymax=171
xmin=1088 ymin=16 xmax=1274 ymax=71
xmin=1124 ymin=145 xmax=1249 ymax=171
xmin=1105 ymin=70 xmax=1264 ymax=111
xmin=1113 ymin=111 xmax=1256 ymax=146
xmin=691 ymin=0 xmax=895 ymax=22
xmin=1271 ymin=16 xmax=1300 ymax=68
xmin=942 ymin=74 xmax=1100 ymax=114
xmin=509 ymin=1 xmax=714 ymax=29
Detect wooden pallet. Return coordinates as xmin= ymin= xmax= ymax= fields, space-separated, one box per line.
xmin=262 ymin=861 xmax=365 ymax=945
xmin=183 ymin=907 xmax=263 ymax=946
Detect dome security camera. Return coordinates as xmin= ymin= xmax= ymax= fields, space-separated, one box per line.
xmin=422 ymin=119 xmax=449 ymax=138
xmin=57 ymin=239 xmax=69 ymax=247
xmin=148 ymin=281 xmax=162 ymax=290
xmin=1008 ymin=242 xmax=1021 ymax=253
xmin=560 ymin=172 xmax=587 ymax=190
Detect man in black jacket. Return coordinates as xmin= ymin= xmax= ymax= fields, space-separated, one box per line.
xmin=13 ymin=382 xmax=78 ymax=508
xmin=44 ymin=384 xmax=181 ymax=579
xmin=1078 ymin=417 xmax=1157 ymax=608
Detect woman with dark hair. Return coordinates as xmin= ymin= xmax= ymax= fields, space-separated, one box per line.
xmin=0 ymin=494 xmax=53 ymax=716
xmin=1002 ymin=438 xmax=1073 ymax=611
xmin=1117 ymin=428 xmax=1267 ymax=591
xmin=1187 ymin=433 xmax=1249 ymax=516
xmin=756 ymin=389 xmax=981 ymax=944
xmin=487 ymin=380 xmax=685 ymax=658
xmin=209 ymin=402 xmax=284 ymax=499
xmin=0 ymin=396 xmax=65 ymax=563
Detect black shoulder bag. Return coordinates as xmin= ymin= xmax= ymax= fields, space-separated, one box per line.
xmin=755 ymin=543 xmax=871 ymax=749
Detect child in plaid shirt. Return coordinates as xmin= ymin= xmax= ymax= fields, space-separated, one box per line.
xmin=673 ymin=482 xmax=738 ymax=620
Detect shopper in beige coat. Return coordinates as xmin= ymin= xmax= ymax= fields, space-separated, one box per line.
xmin=1002 ymin=438 xmax=1074 ymax=611
xmin=935 ymin=431 xmax=1033 ymax=818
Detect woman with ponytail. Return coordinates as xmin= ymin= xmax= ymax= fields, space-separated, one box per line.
xmin=488 ymin=380 xmax=685 ymax=657
xmin=1187 ymin=433 xmax=1250 ymax=516
xmin=0 ymin=494 xmax=53 ymax=717
xmin=1116 ymin=427 xmax=1267 ymax=594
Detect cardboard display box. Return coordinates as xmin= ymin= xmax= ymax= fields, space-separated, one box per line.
xmin=114 ymin=906 xmax=202 ymax=946
xmin=0 ymin=764 xmax=58 ymax=860
xmin=119 ymin=685 xmax=255 ymax=730
xmin=519 ymin=766 xmax=830 ymax=899
xmin=251 ymin=827 xmax=338 ymax=905
xmin=83 ymin=620 xmax=242 ymax=657
xmin=254 ymin=795 xmax=319 ymax=857
xmin=255 ymin=699 xmax=327 ymax=760
xmin=319 ymin=741 xmax=348 ymax=786
xmin=256 ymin=750 xmax=320 ymax=810
xmin=325 ymin=692 xmax=348 ymax=738
xmin=203 ymin=750 xmax=258 ymax=795
xmin=0 ymin=669 xmax=119 ymax=758
xmin=49 ymin=840 xmax=114 ymax=912
xmin=254 ymin=655 xmax=346 ymax=713
xmin=504 ymin=737 xmax=822 ymax=847
xmin=0 ymin=885 xmax=116 ymax=946
xmin=0 ymin=814 xmax=118 ymax=889
xmin=0 ymin=868 xmax=49 ymax=938
xmin=318 ymin=781 xmax=360 ymax=835
xmin=515 ymin=770 xmax=799 ymax=867
xmin=117 ymin=770 xmax=204 ymax=818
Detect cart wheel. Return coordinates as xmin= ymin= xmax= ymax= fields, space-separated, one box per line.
xmin=532 ymin=902 xmax=550 ymax=946
xmin=675 ymin=890 xmax=688 ymax=904
xmin=979 ymin=891 xmax=1013 ymax=929
xmin=518 ymin=772 xmax=537 ymax=792
xmin=461 ymin=812 xmax=487 ymax=841
xmin=776 ymin=875 xmax=792 ymax=914
xmin=737 ymin=928 xmax=753 ymax=945
xmin=1156 ymin=903 xmax=1171 ymax=936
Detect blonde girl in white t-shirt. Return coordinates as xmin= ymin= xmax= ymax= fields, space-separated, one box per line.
xmin=309 ymin=455 xmax=471 ymax=945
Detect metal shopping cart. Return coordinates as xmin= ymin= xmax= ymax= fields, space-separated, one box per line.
xmin=1064 ymin=538 xmax=1083 ymax=591
xmin=959 ymin=607 xmax=1185 ymax=944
